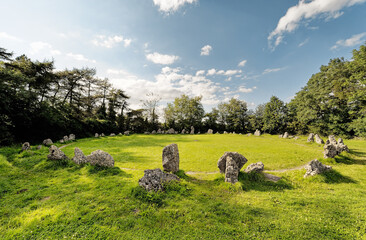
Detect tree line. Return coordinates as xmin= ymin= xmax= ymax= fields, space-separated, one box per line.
xmin=1 ymin=43 xmax=365 ymax=145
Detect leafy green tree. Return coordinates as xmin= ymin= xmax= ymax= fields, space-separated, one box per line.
xmin=217 ymin=98 xmax=248 ymax=132
xmin=263 ymin=96 xmax=288 ymax=134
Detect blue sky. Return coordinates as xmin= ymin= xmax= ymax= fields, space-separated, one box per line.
xmin=1 ymin=0 xmax=366 ymax=110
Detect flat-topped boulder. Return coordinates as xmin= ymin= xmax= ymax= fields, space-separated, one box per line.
xmin=72 ymin=147 xmax=87 ymax=165
xmin=110 ymin=133 xmax=115 ymax=136
xmin=63 ymin=135 xmax=69 ymax=142
xmin=43 ymin=138 xmax=53 ymax=146
xmin=22 ymin=142 xmax=31 ymax=151
xmin=162 ymin=144 xmax=179 ymax=173
xmin=304 ymin=159 xmax=332 ymax=178
xmin=244 ymin=162 xmax=264 ymax=173
xmin=47 ymin=145 xmax=68 ymax=161
xmin=86 ymin=150 xmax=114 ymax=167
xmin=167 ymin=128 xmax=175 ymax=134
xmin=138 ymin=169 xmax=180 ymax=192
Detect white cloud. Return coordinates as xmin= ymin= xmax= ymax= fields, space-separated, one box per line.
xmin=224 ymin=70 xmax=242 ymax=76
xmin=298 ymin=38 xmax=309 ymax=47
xmin=238 ymin=59 xmax=247 ymax=67
xmin=207 ymin=68 xmax=216 ymax=75
xmin=238 ymin=86 xmax=257 ymax=93
xmin=196 ymin=70 xmax=205 ymax=76
xmin=268 ymin=0 xmax=366 ymax=49
xmin=0 ymin=32 xmax=21 ymax=42
xmin=200 ymin=45 xmax=212 ymax=56
xmin=262 ymin=67 xmax=285 ymax=74
xmin=66 ymin=53 xmax=96 ymax=63
xmin=331 ymin=32 xmax=366 ymax=50
xmin=146 ymin=52 xmax=179 ymax=65
xmin=29 ymin=41 xmax=62 ymax=56
xmin=153 ymin=0 xmax=198 ymax=13
xmin=92 ymin=35 xmax=132 ymax=48
xmin=206 ymin=68 xmax=241 ymax=76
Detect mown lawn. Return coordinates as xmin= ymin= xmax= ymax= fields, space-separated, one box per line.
xmin=0 ymin=134 xmax=365 ymax=239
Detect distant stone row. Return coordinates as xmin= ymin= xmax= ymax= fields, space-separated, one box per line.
xmin=95 ymin=131 xmax=130 ymax=137
xmin=21 ymin=134 xmax=76 ymax=151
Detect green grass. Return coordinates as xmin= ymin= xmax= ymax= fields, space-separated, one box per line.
xmin=0 ymin=134 xmax=365 ymax=239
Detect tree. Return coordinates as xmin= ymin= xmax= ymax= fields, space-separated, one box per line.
xmin=141 ymin=92 xmax=161 ymax=130
xmin=217 ymin=98 xmax=248 ymax=132
xmin=263 ymin=96 xmax=287 ymax=134
xmin=248 ymin=104 xmax=265 ymax=132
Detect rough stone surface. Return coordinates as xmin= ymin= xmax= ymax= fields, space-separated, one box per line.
xmin=314 ymin=134 xmax=324 ymax=144
xmin=190 ymin=126 xmax=195 ymax=134
xmin=69 ymin=134 xmax=75 ymax=141
xmin=304 ymin=159 xmax=332 ymax=178
xmin=124 ymin=131 xmax=130 ymax=136
xmin=47 ymin=145 xmax=68 ymax=161
xmin=224 ymin=131 xmax=228 ymax=134
xmin=118 ymin=133 xmax=122 ymax=135
xmin=244 ymin=162 xmax=264 ymax=173
xmin=217 ymin=152 xmax=247 ymax=174
xmin=162 ymin=144 xmax=179 ymax=173
xmin=181 ymin=129 xmax=186 ymax=134
xmin=63 ymin=135 xmax=69 ymax=142
xmin=207 ymin=129 xmax=213 ymax=134
xmin=337 ymin=138 xmax=349 ymax=153
xmin=144 ymin=132 xmax=150 ymax=135
xmin=167 ymin=128 xmax=175 ymax=134
xmin=86 ymin=150 xmax=114 ymax=167
xmin=59 ymin=139 xmax=64 ymax=143
xmin=152 ymin=130 xmax=156 ymax=134
xmin=72 ymin=147 xmax=87 ymax=165
xmin=254 ymin=129 xmax=261 ymax=136
xmin=22 ymin=142 xmax=31 ymax=151
xmin=157 ymin=129 xmax=162 ymax=134
xmin=43 ymin=139 xmax=53 ymax=146
xmin=307 ymin=133 xmax=314 ymax=142
xmin=225 ymin=156 xmax=239 ymax=184
xmin=95 ymin=133 xmax=99 ymax=138
xmin=138 ymin=169 xmax=180 ymax=192
xmin=283 ymin=132 xmax=289 ymax=138
xmin=110 ymin=133 xmax=115 ymax=136
xmin=323 ymin=142 xmax=338 ymax=158
xmin=101 ymin=133 xmax=105 ymax=137
xmin=263 ymin=173 xmax=281 ymax=182
xmin=328 ymin=135 xmax=337 ymax=145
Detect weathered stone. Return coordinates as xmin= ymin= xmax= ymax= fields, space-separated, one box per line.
xmin=162 ymin=144 xmax=179 ymax=173
xmin=254 ymin=129 xmax=261 ymax=136
xmin=167 ymin=128 xmax=175 ymax=134
xmin=118 ymin=133 xmax=122 ymax=135
xmin=47 ymin=145 xmax=68 ymax=161
xmin=197 ymin=131 xmax=200 ymax=134
xmin=86 ymin=150 xmax=114 ymax=167
xmin=283 ymin=132 xmax=289 ymax=138
xmin=42 ymin=138 xmax=53 ymax=146
xmin=63 ymin=135 xmax=69 ymax=142
xmin=138 ymin=169 xmax=180 ymax=192
xmin=95 ymin=133 xmax=99 ymax=138
xmin=323 ymin=143 xmax=338 ymax=158
xmin=337 ymin=138 xmax=349 ymax=153
xmin=279 ymin=134 xmax=283 ymax=138
xmin=263 ymin=173 xmax=281 ymax=182
xmin=69 ymin=134 xmax=75 ymax=141
xmin=224 ymin=131 xmax=228 ymax=134
xmin=72 ymin=147 xmax=87 ymax=165
xmin=181 ymin=129 xmax=186 ymax=134
xmin=36 ymin=145 xmax=42 ymax=150
xmin=328 ymin=135 xmax=337 ymax=146
xmin=217 ymin=152 xmax=247 ymax=174
xmin=110 ymin=133 xmax=115 ymax=136
xmin=225 ymin=156 xmax=239 ymax=184
xmin=157 ymin=129 xmax=162 ymax=134
xmin=307 ymin=133 xmax=314 ymax=142
xmin=59 ymin=139 xmax=64 ymax=143
xmin=124 ymin=131 xmax=130 ymax=136
xmin=304 ymin=159 xmax=332 ymax=178
xmin=207 ymin=129 xmax=213 ymax=134
xmin=101 ymin=133 xmax=105 ymax=137
xmin=151 ymin=130 xmax=157 ymax=134
xmin=21 ymin=142 xmax=31 ymax=151
xmin=144 ymin=132 xmax=150 ymax=135
xmin=244 ymin=162 xmax=264 ymax=173
xmin=190 ymin=126 xmax=195 ymax=134
xmin=314 ymin=134 xmax=324 ymax=144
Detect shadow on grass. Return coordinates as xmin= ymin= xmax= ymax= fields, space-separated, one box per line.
xmin=87 ymin=165 xmax=133 ymax=178
xmin=333 ymin=150 xmax=366 ymax=165
xmin=321 ymin=170 xmax=357 ymax=184
xmin=237 ymin=172 xmax=293 ymax=192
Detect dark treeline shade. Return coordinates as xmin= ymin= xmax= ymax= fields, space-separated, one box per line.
xmin=1 ymin=43 xmax=366 ymax=145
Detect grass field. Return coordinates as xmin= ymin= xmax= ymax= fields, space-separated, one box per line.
xmin=0 ymin=134 xmax=365 ymax=239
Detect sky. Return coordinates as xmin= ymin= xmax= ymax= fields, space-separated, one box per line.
xmin=1 ymin=0 xmax=366 ymax=111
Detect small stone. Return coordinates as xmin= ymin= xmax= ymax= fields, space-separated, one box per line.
xmin=95 ymin=133 xmax=99 ymax=138
xmin=138 ymin=169 xmax=180 ymax=192
xmin=217 ymin=152 xmax=247 ymax=174
xmin=144 ymin=132 xmax=150 ymax=135
xmin=283 ymin=132 xmax=289 ymax=138
xmin=314 ymin=134 xmax=324 ymax=144
xmin=21 ymin=142 xmax=31 ymax=151
xmin=101 ymin=133 xmax=105 ymax=137
xmin=124 ymin=131 xmax=130 ymax=136
xmin=207 ymin=129 xmax=213 ymax=134
xmin=162 ymin=144 xmax=179 ymax=173
xmin=110 ymin=133 xmax=115 ymax=136
xmin=181 ymin=129 xmax=185 ymax=134
xmin=157 ymin=129 xmax=162 ymax=134
xmin=152 ymin=130 xmax=157 ymax=134
xmin=59 ymin=139 xmax=64 ymax=143
xmin=254 ymin=129 xmax=261 ymax=136
xmin=69 ymin=134 xmax=75 ymax=141
xmin=224 ymin=131 xmax=228 ymax=134
xmin=86 ymin=150 xmax=114 ymax=167
xmin=337 ymin=138 xmax=349 ymax=153
xmin=294 ymin=136 xmax=299 ymax=140
xmin=307 ymin=133 xmax=314 ymax=142
xmin=118 ymin=133 xmax=122 ymax=135
xmin=72 ymin=147 xmax=88 ymax=165
xmin=167 ymin=128 xmax=175 ymax=134
xmin=247 ymin=133 xmax=252 ymax=136
xmin=304 ymin=159 xmax=332 ymax=178
xmin=47 ymin=145 xmax=68 ymax=161
xmin=42 ymin=139 xmax=53 ymax=146
xmin=63 ymin=135 xmax=69 ymax=142
xmin=279 ymin=134 xmax=283 ymax=138
xmin=244 ymin=162 xmax=264 ymax=173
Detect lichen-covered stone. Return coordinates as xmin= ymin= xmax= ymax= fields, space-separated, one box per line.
xmin=328 ymin=135 xmax=337 ymax=145
xmin=217 ymin=152 xmax=247 ymax=174
xmin=151 ymin=130 xmax=157 ymax=134
xmin=110 ymin=133 xmax=115 ymax=136
xmin=225 ymin=156 xmax=239 ymax=183
xmin=36 ymin=145 xmax=42 ymax=150
xmin=47 ymin=145 xmax=68 ymax=161
xmin=63 ymin=135 xmax=69 ymax=142
xmin=162 ymin=144 xmax=179 ymax=173
xmin=323 ymin=142 xmax=338 ymax=158
xmin=101 ymin=133 xmax=105 ymax=137
xmin=69 ymin=134 xmax=75 ymax=141
xmin=86 ymin=150 xmax=114 ymax=167
xmin=138 ymin=169 xmax=180 ymax=192
xmin=337 ymin=138 xmax=349 ymax=153
xmin=21 ymin=142 xmax=31 ymax=151
xmin=72 ymin=147 xmax=87 ymax=165
xmin=42 ymin=139 xmax=53 ymax=146
xmin=244 ymin=162 xmax=264 ymax=173
xmin=314 ymin=134 xmax=324 ymax=144
xmin=167 ymin=128 xmax=175 ymax=134
xmin=307 ymin=133 xmax=314 ymax=142
xmin=304 ymin=159 xmax=332 ymax=177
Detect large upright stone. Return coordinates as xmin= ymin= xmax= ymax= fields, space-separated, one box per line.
xmin=323 ymin=141 xmax=337 ymax=158
xmin=283 ymin=132 xmax=289 ymax=138
xmin=304 ymin=159 xmax=332 ymax=178
xmin=314 ymin=134 xmax=324 ymax=144
xmin=86 ymin=150 xmax=114 ymax=167
xmin=95 ymin=133 xmax=99 ymax=138
xmin=138 ymin=169 xmax=180 ymax=192
xmin=337 ymin=138 xmax=349 ymax=153
xmin=217 ymin=152 xmax=247 ymax=174
xmin=69 ymin=134 xmax=76 ymax=141
xmin=244 ymin=162 xmax=264 ymax=173
xmin=207 ymin=129 xmax=213 ymax=134
xmin=307 ymin=133 xmax=314 ymax=142
xmin=72 ymin=147 xmax=87 ymax=165
xmin=47 ymin=145 xmax=68 ymax=161
xmin=328 ymin=135 xmax=337 ymax=145
xmin=254 ymin=129 xmax=261 ymax=136
xmin=162 ymin=144 xmax=179 ymax=173
xmin=190 ymin=126 xmax=195 ymax=134
xmin=43 ymin=139 xmax=53 ymax=146
xmin=22 ymin=142 xmax=31 ymax=151
xmin=225 ymin=156 xmax=239 ymax=183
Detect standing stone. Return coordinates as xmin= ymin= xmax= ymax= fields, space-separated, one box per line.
xmin=59 ymin=139 xmax=64 ymax=143
xmin=167 ymin=128 xmax=175 ymax=134
xmin=225 ymin=156 xmax=239 ymax=183
xmin=217 ymin=152 xmax=247 ymax=174
xmin=124 ymin=131 xmax=130 ymax=136
xmin=190 ymin=126 xmax=195 ymax=134
xmin=42 ymin=139 xmax=53 ymax=146
xmin=328 ymin=135 xmax=337 ymax=146
xmin=86 ymin=150 xmax=114 ymax=167
xmin=283 ymin=132 xmax=289 ymax=138
xmin=157 ymin=129 xmax=162 ymax=134
xmin=307 ymin=133 xmax=315 ymax=142
xmin=95 ymin=133 xmax=99 ymax=138
xmin=181 ymin=129 xmax=185 ymax=134
xmin=69 ymin=134 xmax=76 ymax=141
xmin=254 ymin=129 xmax=261 ymax=136
xmin=162 ymin=144 xmax=179 ymax=173
xmin=72 ymin=147 xmax=87 ymax=165
xmin=224 ymin=131 xmax=228 ymax=134
xmin=110 ymin=133 xmax=115 ymax=136
xmin=244 ymin=162 xmax=264 ymax=173
xmin=118 ymin=133 xmax=122 ymax=135
xmin=22 ymin=142 xmax=31 ymax=151
xmin=314 ymin=134 xmax=324 ymax=144
xmin=101 ymin=133 xmax=105 ymax=137
xmin=152 ymin=130 xmax=157 ymax=134
xmin=207 ymin=129 xmax=213 ymax=134
xmin=138 ymin=169 xmax=180 ymax=192
xmin=304 ymin=159 xmax=332 ymax=178
xmin=337 ymin=138 xmax=349 ymax=153
xmin=323 ymin=142 xmax=338 ymax=158
xmin=63 ymin=135 xmax=69 ymax=142
xmin=144 ymin=132 xmax=150 ymax=135
xmin=47 ymin=145 xmax=68 ymax=161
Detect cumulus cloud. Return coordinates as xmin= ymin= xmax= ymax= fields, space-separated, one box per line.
xmin=238 ymin=86 xmax=257 ymax=93
xmin=262 ymin=67 xmax=285 ymax=74
xmin=200 ymin=45 xmax=212 ymax=56
xmin=92 ymin=35 xmax=132 ymax=48
xmin=268 ymin=0 xmax=366 ymax=49
xmin=29 ymin=41 xmax=62 ymax=56
xmin=153 ymin=0 xmax=198 ymax=13
xmin=195 ymin=70 xmax=205 ymax=76
xmin=238 ymin=60 xmax=247 ymax=67
xmin=206 ymin=68 xmax=241 ymax=76
xmin=331 ymin=32 xmax=366 ymax=50
xmin=66 ymin=53 xmax=96 ymax=63
xmin=207 ymin=68 xmax=216 ymax=75
xmin=146 ymin=52 xmax=180 ymax=65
